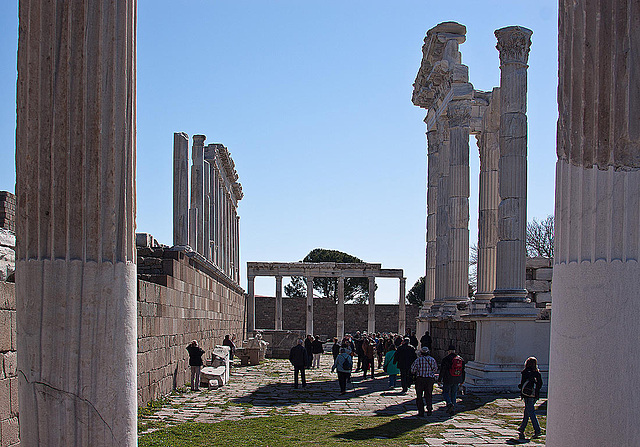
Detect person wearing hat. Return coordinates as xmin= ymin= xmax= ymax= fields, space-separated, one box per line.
xmin=410 ymin=346 xmax=438 ymax=416
xmin=439 ymin=344 xmax=466 ymax=415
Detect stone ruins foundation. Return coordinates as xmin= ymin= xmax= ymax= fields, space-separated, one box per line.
xmin=547 ymin=1 xmax=640 ymax=445
xmin=412 ymin=22 xmax=550 ymax=391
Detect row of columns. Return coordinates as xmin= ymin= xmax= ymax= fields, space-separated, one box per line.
xmin=174 ymin=134 xmax=242 ymax=282
xmin=247 ymin=276 xmax=407 ymax=337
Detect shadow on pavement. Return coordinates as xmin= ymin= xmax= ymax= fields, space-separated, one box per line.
xmin=335 ymin=414 xmax=430 ymax=441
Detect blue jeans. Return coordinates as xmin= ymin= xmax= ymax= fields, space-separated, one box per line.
xmin=518 ymin=397 xmax=541 ymax=433
xmin=442 ymin=383 xmax=459 ymax=407
xmin=388 ymin=374 xmax=397 ymax=387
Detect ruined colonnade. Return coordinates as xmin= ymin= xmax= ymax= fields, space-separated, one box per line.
xmin=246 ymin=262 xmax=406 ymax=337
xmin=174 ymin=134 xmax=243 ymax=283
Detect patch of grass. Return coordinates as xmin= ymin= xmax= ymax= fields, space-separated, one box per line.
xmin=139 ymin=414 xmax=446 ymax=447
xmin=138 ymin=397 xmax=172 ymax=418
xmin=138 ymin=419 xmax=168 ymax=433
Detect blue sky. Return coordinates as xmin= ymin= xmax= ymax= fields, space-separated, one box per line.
xmin=0 ymin=1 xmax=558 ymax=303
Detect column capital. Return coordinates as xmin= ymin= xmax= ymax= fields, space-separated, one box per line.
xmin=495 ymin=26 xmax=533 ymax=67
xmin=447 ymin=100 xmax=472 ymax=128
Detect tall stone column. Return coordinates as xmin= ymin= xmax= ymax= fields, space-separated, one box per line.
xmin=492 ymin=27 xmax=532 ymax=305
xmin=235 ymin=214 xmax=240 ymax=282
xmin=398 ymin=277 xmax=406 ymax=335
xmin=474 ymin=88 xmax=500 ymax=309
xmin=444 ymin=101 xmax=471 ymax=312
xmin=306 ymin=277 xmax=314 ymax=335
xmin=434 ymin=117 xmax=451 ymax=312
xmin=173 ymin=132 xmax=189 ymax=246
xmin=423 ymin=126 xmax=439 ymax=312
xmin=247 ymin=275 xmax=255 ymax=333
xmin=203 ymin=160 xmax=211 ymax=261
xmin=275 ymin=276 xmax=283 ymax=330
xmin=367 ymin=277 xmax=376 ymax=333
xmin=190 ymin=135 xmax=206 ymax=256
xmin=336 ymin=276 xmax=345 ymax=339
xmin=15 ymin=1 xmax=137 ymax=445
xmin=548 ymin=1 xmax=640 ymax=445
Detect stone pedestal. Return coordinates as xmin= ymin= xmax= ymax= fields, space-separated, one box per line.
xmin=15 ymin=1 xmax=138 ymax=444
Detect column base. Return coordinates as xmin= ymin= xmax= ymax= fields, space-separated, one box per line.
xmin=489 ymin=300 xmax=539 ymax=317
xmin=464 ymin=360 xmax=548 ymax=393
xmin=491 ymin=288 xmax=528 ymax=302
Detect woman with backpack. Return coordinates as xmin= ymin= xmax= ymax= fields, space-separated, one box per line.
xmin=383 ymin=344 xmax=401 ymax=389
xmin=517 ymin=356 xmax=543 ymax=440
xmin=331 ymin=345 xmax=353 ymax=394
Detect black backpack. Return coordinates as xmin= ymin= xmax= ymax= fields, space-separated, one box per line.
xmin=521 ymin=377 xmax=536 ymax=398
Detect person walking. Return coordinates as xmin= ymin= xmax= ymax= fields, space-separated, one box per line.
xmin=410 ymin=347 xmax=438 ymax=417
xmin=383 ymin=344 xmax=401 ymax=389
xmin=331 ymin=337 xmax=341 ymax=362
xmin=311 ymin=336 xmax=324 ymax=368
xmin=353 ymin=332 xmax=365 ymax=372
xmin=362 ymin=337 xmax=376 ymax=379
xmin=395 ymin=337 xmax=417 ymax=393
xmin=331 ymin=345 xmax=353 ymax=394
xmin=186 ymin=340 xmax=205 ymax=391
xmin=304 ymin=335 xmax=314 ymax=368
xmin=517 ymin=356 xmax=543 ymax=440
xmin=439 ymin=344 xmax=465 ymax=414
xmin=289 ymin=339 xmax=309 ymax=389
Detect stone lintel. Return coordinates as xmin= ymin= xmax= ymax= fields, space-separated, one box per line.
xmin=246 ymin=262 xmax=403 ymax=279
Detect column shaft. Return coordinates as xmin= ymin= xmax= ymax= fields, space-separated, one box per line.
xmin=367 ymin=277 xmax=376 ymax=333
xmin=191 ymin=135 xmax=206 ymax=256
xmin=203 ymin=160 xmax=211 ymax=261
xmin=306 ymin=277 xmax=314 ymax=335
xmin=336 ymin=276 xmax=345 ymax=339
xmin=247 ymin=276 xmax=255 ymax=333
xmin=492 ymin=27 xmax=532 ymax=302
xmin=434 ymin=118 xmax=450 ymax=308
xmin=398 ymin=278 xmax=406 ymax=336
xmin=275 ymin=276 xmax=283 ymax=330
xmin=16 ymin=1 xmax=138 ymax=444
xmin=173 ymin=132 xmax=189 ymax=246
xmin=424 ymin=127 xmax=439 ymax=312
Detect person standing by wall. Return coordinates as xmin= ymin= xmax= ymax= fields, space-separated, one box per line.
xmin=186 ymin=340 xmax=205 ymax=391
xmin=411 ymin=347 xmax=438 ymax=417
xmin=517 ymin=357 xmax=543 ymax=440
xmin=420 ymin=331 xmax=432 ymax=350
xmin=223 ymin=334 xmax=236 ymax=361
xmin=439 ymin=344 xmax=465 ymax=414
xmin=289 ymin=339 xmax=309 ymax=389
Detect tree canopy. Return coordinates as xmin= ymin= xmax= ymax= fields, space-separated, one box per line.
xmin=526 ymin=215 xmax=554 ymax=259
xmin=406 ymin=276 xmax=425 ymax=307
xmin=284 ymin=248 xmax=371 ymax=303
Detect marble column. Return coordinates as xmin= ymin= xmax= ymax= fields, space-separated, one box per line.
xmin=434 ymin=117 xmax=451 ymax=312
xmin=367 ymin=277 xmax=376 ymax=333
xmin=203 ymin=160 xmax=211 ymax=261
xmin=306 ymin=277 xmax=314 ymax=335
xmin=235 ymin=215 xmax=240 ymax=282
xmin=492 ymin=26 xmax=532 ymax=304
xmin=15 ymin=1 xmax=137 ymax=444
xmin=247 ymin=276 xmax=255 ymax=333
xmin=336 ymin=276 xmax=345 ymax=339
xmin=423 ymin=126 xmax=439 ymax=312
xmin=398 ymin=277 xmax=407 ymax=335
xmin=445 ymin=101 xmax=471 ymax=312
xmin=474 ymin=88 xmax=500 ymax=308
xmin=275 ymin=276 xmax=283 ymax=330
xmin=190 ymin=135 xmax=206 ymax=256
xmin=173 ymin=132 xmax=189 ymax=246
xmin=548 ymin=1 xmax=640 ymax=445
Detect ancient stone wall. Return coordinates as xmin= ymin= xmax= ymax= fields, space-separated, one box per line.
xmin=429 ymin=320 xmax=476 ymax=363
xmin=137 ymin=245 xmax=245 ymax=406
xmin=526 ymin=257 xmax=552 ymax=311
xmin=255 ymin=296 xmax=418 ymax=338
xmin=0 ymin=193 xmax=15 ymax=282
xmin=0 ymin=282 xmax=18 ymax=447
xmin=0 ymin=193 xmax=15 ymax=233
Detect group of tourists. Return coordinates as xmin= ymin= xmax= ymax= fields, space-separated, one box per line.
xmin=287 ymin=329 xmax=544 ymax=438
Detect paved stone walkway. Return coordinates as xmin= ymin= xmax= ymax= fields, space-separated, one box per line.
xmin=139 ymin=357 xmax=546 ymax=446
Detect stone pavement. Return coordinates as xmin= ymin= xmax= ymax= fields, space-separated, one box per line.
xmin=139 ymin=356 xmax=546 ymax=446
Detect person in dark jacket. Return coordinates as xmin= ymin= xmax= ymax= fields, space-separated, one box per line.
xmin=362 ymin=337 xmax=376 ymax=379
xmin=311 ymin=336 xmax=324 ymax=368
xmin=439 ymin=344 xmax=465 ymax=414
xmin=394 ymin=337 xmax=417 ymax=393
xmin=517 ymin=356 xmax=543 ymax=440
xmin=420 ymin=331 xmax=432 ymax=350
xmin=304 ymin=334 xmax=314 ymax=368
xmin=331 ymin=337 xmax=341 ymax=362
xmin=186 ymin=340 xmax=205 ymax=391
xmin=222 ymin=334 xmax=236 ymax=361
xmin=353 ymin=332 xmax=364 ymax=372
xmin=289 ymin=339 xmax=309 ymax=388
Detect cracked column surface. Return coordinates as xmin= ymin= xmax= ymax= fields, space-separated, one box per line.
xmin=190 ymin=135 xmax=206 ymax=256
xmin=173 ymin=133 xmax=189 ymax=247
xmin=15 ymin=0 xmax=137 ymax=445
xmin=492 ymin=26 xmax=532 ymax=303
xmin=548 ymin=1 xmax=640 ymax=445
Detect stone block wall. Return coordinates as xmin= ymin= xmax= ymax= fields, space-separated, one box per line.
xmin=136 ymin=246 xmax=245 ymax=406
xmin=526 ymin=257 xmax=552 ymax=311
xmin=0 ymin=282 xmax=18 ymax=447
xmin=0 ymin=193 xmax=15 ymax=233
xmin=429 ymin=320 xmax=476 ymax=363
xmin=0 ymin=193 xmax=16 ymax=283
xmin=255 ymin=296 xmax=419 ymax=338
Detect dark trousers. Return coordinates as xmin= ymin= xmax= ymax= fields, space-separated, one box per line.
xmin=294 ymin=366 xmax=306 ymax=388
xmin=356 ymin=353 xmax=364 ymax=371
xmin=363 ymin=357 xmax=375 ymax=378
xmin=400 ymin=368 xmax=412 ymax=391
xmin=337 ymin=372 xmax=349 ymax=393
xmin=415 ymin=376 xmax=435 ymax=415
